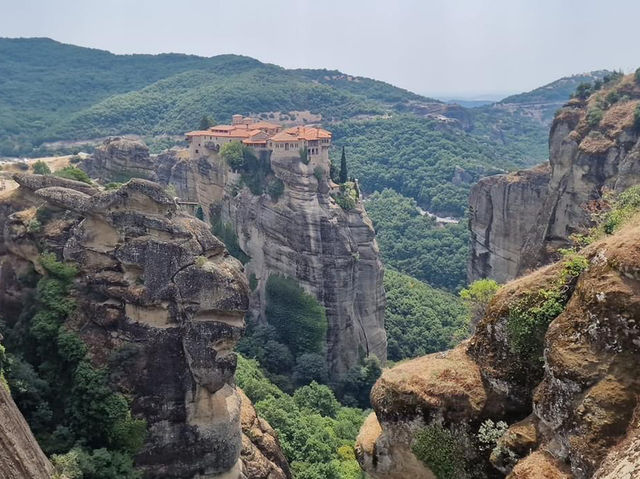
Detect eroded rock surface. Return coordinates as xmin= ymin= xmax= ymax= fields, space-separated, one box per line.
xmin=155 ymin=145 xmax=387 ymax=375
xmin=0 ymin=175 xmax=251 ymax=478
xmin=470 ymin=74 xmax=640 ymax=283
xmin=358 ymin=219 xmax=640 ymax=478
xmin=83 ymin=137 xmax=158 ymax=182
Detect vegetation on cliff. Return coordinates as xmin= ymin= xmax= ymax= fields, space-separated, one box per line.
xmin=237 ymin=355 xmax=366 ymax=479
xmin=1 ymin=253 xmax=145 ymax=479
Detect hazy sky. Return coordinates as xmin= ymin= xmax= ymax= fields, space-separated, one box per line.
xmin=3 ymin=0 xmax=640 ymax=98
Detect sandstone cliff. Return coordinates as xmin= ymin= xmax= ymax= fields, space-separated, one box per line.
xmin=357 ymin=217 xmax=640 ymax=478
xmin=0 ymin=381 xmax=54 ymax=479
xmin=153 ymin=145 xmax=387 ymax=375
xmin=83 ymin=137 xmax=159 ymax=182
xmin=469 ymin=73 xmax=640 ymax=283
xmin=0 ymin=174 xmax=251 ymax=478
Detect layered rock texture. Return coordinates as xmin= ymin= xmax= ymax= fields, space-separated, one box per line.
xmin=357 ymin=217 xmax=640 ymax=478
xmin=470 ymin=73 xmax=640 ymax=283
xmin=0 ymin=174 xmax=254 ymax=478
xmin=83 ymin=137 xmax=159 ymax=182
xmin=151 ymin=145 xmax=387 ymax=375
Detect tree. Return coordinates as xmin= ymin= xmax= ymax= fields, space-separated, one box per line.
xmin=459 ymin=279 xmax=500 ymax=330
xmin=199 ymin=115 xmax=213 ymax=130
xmin=293 ymin=381 xmax=340 ymax=417
xmin=220 ymin=141 xmax=245 ymax=170
xmin=339 ymin=147 xmax=348 ymax=184
xmin=32 ymin=160 xmax=51 ymax=175
xmin=292 ymin=353 xmax=329 ymax=386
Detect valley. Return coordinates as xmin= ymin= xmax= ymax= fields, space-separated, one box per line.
xmin=0 ymin=33 xmax=638 ymax=479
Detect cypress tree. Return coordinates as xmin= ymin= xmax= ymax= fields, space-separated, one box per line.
xmin=339 ymin=146 xmax=348 ymax=184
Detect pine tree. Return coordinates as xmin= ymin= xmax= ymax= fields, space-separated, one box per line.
xmin=339 ymin=147 xmax=348 ymax=184
xmin=199 ymin=115 xmax=213 ymax=130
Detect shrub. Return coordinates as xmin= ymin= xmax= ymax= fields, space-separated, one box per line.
xmin=602 ymin=185 xmax=640 ymax=234
xmin=313 ymin=166 xmax=324 ymax=183
xmin=104 ymin=182 xmax=122 ymax=190
xmin=55 ymin=166 xmax=91 ymax=184
xmin=220 ymin=141 xmax=245 ymax=170
xmin=32 ymin=160 xmax=51 ymax=175
xmin=477 ymin=419 xmax=508 ymax=451
xmin=635 ymin=67 xmax=640 ymax=84
xmin=17 ymin=162 xmax=29 ymax=171
xmin=506 ymin=253 xmax=587 ymax=370
xmin=293 ymin=382 xmax=340 ymax=417
xmin=292 ymin=353 xmax=329 ymax=386
xmin=27 ymin=219 xmax=42 ymax=233
xmin=586 ymin=107 xmax=603 ymax=127
xmin=460 ymin=279 xmax=499 ymax=329
xmin=574 ymin=82 xmax=592 ymax=100
xmin=69 ymin=155 xmax=82 ymax=164
xmin=211 ymin=219 xmax=250 ymax=264
xmin=412 ymin=425 xmax=468 ymax=479
xmin=267 ymin=178 xmax=285 ymax=201
xmin=249 ymin=273 xmax=258 ymax=291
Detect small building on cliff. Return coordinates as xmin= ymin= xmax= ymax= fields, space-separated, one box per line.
xmin=185 ymin=115 xmax=331 ymax=161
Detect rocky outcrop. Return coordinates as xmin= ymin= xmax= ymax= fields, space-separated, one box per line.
xmin=83 ymin=137 xmax=158 ymax=182
xmin=358 ymin=218 xmax=640 ymax=478
xmin=238 ymin=389 xmax=291 ymax=479
xmin=0 ymin=174 xmax=251 ymax=478
xmin=469 ymin=74 xmax=640 ymax=283
xmin=0 ymin=382 xmax=55 ymax=479
xmin=155 ymin=146 xmax=387 ymax=376
xmin=468 ymin=164 xmax=550 ymax=283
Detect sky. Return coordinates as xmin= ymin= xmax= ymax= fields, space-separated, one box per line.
xmin=2 ymin=0 xmax=640 ymax=98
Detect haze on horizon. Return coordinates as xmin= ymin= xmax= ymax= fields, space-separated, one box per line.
xmin=2 ymin=0 xmax=640 ymax=99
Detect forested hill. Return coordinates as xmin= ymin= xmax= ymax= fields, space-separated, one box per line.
xmin=0 ymin=37 xmax=436 ymax=154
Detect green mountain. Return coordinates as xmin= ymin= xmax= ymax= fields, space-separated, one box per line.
xmin=0 ymin=37 xmax=432 ymax=154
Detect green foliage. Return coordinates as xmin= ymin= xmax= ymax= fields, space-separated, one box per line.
xmin=506 ymin=253 xmax=588 ymax=369
xmin=199 ymin=115 xmax=213 ymax=130
xmin=602 ymin=185 xmax=640 ymax=234
xmin=194 ymin=205 xmax=204 ymax=221
xmin=384 ymin=269 xmax=469 ymax=361
xmin=503 ymin=71 xmax=611 ymax=105
xmin=332 ymin=182 xmax=357 ymax=211
xmin=299 ymin=146 xmax=309 ymax=164
xmin=293 ymin=381 xmax=340 ymax=418
xmin=292 ymin=353 xmax=329 ymax=386
xmin=211 ymin=218 xmax=250 ymax=264
xmin=104 ymin=182 xmax=122 ymax=190
xmin=366 ymin=189 xmax=468 ymax=290
xmin=339 ymin=147 xmax=348 ymax=184
xmin=2 ymin=253 xmax=145 ymax=471
xmin=335 ymin=356 xmax=382 ymax=408
xmin=459 ymin=279 xmax=500 ymax=327
xmin=220 ymin=141 xmax=245 ymax=170
xmin=265 ymin=275 xmax=327 ymax=357
xmin=249 ymin=273 xmax=258 ymax=291
xmin=586 ymin=106 xmax=604 ymax=127
xmin=32 ymin=160 xmax=51 ymax=175
xmin=267 ymin=177 xmax=285 ymax=201
xmin=55 ymin=166 xmax=92 ymax=184
xmin=27 ymin=218 xmax=42 ymax=233
xmin=412 ymin=425 xmax=468 ymax=479
xmin=236 ymin=355 xmax=365 ymax=478
xmin=331 ymin=113 xmax=545 ymax=218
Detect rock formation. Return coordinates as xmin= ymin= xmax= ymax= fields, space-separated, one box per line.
xmin=0 ymin=381 xmax=55 ymax=479
xmin=238 ymin=389 xmax=291 ymax=479
xmin=357 ymin=217 xmax=640 ymax=478
xmin=83 ymin=137 xmax=158 ymax=182
xmin=153 ymin=144 xmax=387 ymax=375
xmin=469 ymin=73 xmax=640 ymax=283
xmin=0 ymin=174 xmax=252 ymax=478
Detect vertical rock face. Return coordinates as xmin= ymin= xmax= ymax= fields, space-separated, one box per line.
xmin=469 ymin=74 xmax=640 ymax=283
xmin=0 ymin=382 xmax=55 ymax=479
xmin=0 ymin=175 xmax=250 ymax=478
xmin=357 ymin=219 xmax=640 ymax=479
xmin=83 ymin=137 xmax=159 ymax=182
xmin=155 ymin=147 xmax=387 ymax=376
xmin=468 ymin=164 xmax=551 ymax=283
